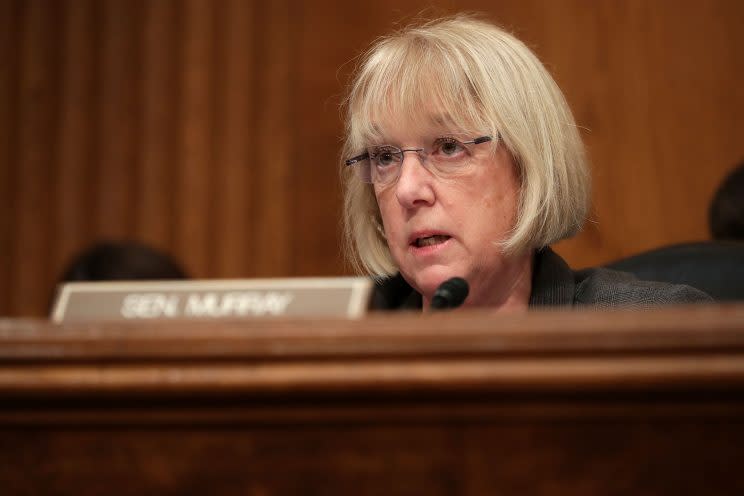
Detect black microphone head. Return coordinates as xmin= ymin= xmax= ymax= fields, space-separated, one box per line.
xmin=430 ymin=277 xmax=469 ymax=310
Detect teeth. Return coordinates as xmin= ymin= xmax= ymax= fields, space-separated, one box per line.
xmin=416 ymin=235 xmax=449 ymax=247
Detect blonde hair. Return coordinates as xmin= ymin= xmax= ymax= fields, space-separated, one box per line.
xmin=341 ymin=15 xmax=590 ymax=277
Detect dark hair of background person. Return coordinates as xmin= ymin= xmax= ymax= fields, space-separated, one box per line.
xmin=709 ymin=160 xmax=744 ymax=241
xmin=49 ymin=241 xmax=188 ymax=316
xmin=59 ymin=241 xmax=188 ymax=282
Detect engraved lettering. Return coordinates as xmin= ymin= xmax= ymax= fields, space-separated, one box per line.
xmin=184 ymin=291 xmax=294 ymax=317
xmin=120 ymin=293 xmax=180 ymax=319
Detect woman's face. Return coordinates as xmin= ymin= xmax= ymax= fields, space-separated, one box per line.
xmin=373 ymin=122 xmax=527 ymax=308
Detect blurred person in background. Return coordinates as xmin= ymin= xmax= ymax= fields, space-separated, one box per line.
xmin=50 ymin=240 xmax=188 ymax=314
xmin=58 ymin=241 xmax=188 ymax=282
xmin=710 ymin=160 xmax=744 ymax=241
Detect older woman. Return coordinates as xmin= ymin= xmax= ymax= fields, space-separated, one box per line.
xmin=341 ymin=15 xmax=709 ymax=310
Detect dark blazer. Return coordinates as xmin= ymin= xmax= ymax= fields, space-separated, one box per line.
xmin=372 ymin=247 xmax=712 ymax=310
xmin=603 ymin=241 xmax=744 ymax=302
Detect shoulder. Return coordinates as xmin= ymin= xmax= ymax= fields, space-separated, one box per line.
xmin=573 ymin=266 xmax=712 ymax=307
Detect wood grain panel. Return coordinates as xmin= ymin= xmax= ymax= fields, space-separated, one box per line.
xmin=0 ymin=0 xmax=19 ymax=315
xmin=554 ymin=0 xmax=662 ymax=263
xmin=252 ymin=0 xmax=293 ymax=277
xmin=55 ymin=0 xmax=96 ymax=277
xmin=293 ymin=1 xmax=348 ymax=276
xmin=138 ymin=0 xmax=179 ymax=252
xmin=2 ymin=421 xmax=742 ymax=495
xmin=210 ymin=0 xmax=254 ymax=278
xmin=96 ymin=0 xmax=141 ymax=239
xmin=644 ymin=0 xmax=743 ymax=238
xmin=175 ymin=0 xmax=213 ymax=278
xmin=12 ymin=1 xmax=61 ymax=315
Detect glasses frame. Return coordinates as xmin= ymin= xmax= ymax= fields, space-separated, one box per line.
xmin=345 ymin=134 xmax=497 ymax=185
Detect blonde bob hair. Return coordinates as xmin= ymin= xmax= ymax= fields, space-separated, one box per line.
xmin=341 ymin=15 xmax=590 ymax=277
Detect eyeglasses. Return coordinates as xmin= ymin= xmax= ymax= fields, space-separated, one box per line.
xmin=345 ymin=134 xmax=495 ymax=185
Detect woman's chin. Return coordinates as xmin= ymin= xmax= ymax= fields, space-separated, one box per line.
xmin=405 ymin=267 xmax=464 ymax=300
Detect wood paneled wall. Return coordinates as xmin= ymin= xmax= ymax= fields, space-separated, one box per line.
xmin=1 ymin=0 xmax=742 ymax=316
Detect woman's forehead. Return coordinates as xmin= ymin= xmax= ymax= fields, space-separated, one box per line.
xmin=362 ymin=111 xmax=481 ymax=142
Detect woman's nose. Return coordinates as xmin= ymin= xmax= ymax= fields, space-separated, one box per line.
xmin=394 ymin=152 xmax=435 ymax=208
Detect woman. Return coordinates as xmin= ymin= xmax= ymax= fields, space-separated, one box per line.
xmin=340 ymin=15 xmax=709 ymax=310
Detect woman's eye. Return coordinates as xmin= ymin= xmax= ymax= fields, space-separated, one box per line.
xmin=372 ymin=147 xmax=399 ymax=166
xmin=377 ymin=152 xmax=394 ymax=166
xmin=436 ymin=138 xmax=465 ymax=156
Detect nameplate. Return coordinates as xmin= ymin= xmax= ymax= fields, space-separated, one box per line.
xmin=51 ymin=277 xmax=373 ymax=323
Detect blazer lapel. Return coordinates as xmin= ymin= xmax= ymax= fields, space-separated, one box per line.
xmin=529 ymin=247 xmax=576 ymax=307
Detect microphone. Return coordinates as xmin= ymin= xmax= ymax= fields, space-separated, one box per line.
xmin=430 ymin=277 xmax=469 ymax=310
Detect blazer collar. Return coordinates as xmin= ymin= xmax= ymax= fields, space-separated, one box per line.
xmin=528 ymin=247 xmax=576 ymax=306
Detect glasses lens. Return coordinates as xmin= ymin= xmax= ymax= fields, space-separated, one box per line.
xmin=368 ymin=145 xmax=402 ymax=184
xmin=428 ymin=137 xmax=473 ymax=175
xmin=352 ymin=135 xmax=490 ymax=184
xmin=356 ymin=160 xmax=372 ymax=183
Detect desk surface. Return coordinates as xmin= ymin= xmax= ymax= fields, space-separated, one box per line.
xmin=2 ymin=304 xmax=744 ymax=395
xmin=1 ymin=305 xmax=743 ymax=495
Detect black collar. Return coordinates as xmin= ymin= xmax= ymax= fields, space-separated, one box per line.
xmin=528 ymin=247 xmax=576 ymax=306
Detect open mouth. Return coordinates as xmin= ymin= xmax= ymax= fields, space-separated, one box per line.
xmin=413 ymin=235 xmax=451 ymax=248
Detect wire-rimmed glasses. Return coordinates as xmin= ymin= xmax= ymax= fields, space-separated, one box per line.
xmin=345 ymin=134 xmax=495 ymax=185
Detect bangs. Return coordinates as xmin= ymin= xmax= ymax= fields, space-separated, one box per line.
xmin=348 ymin=34 xmax=493 ymax=148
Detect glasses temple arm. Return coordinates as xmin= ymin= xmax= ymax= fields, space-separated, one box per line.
xmin=345 ymin=152 xmax=369 ymax=166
